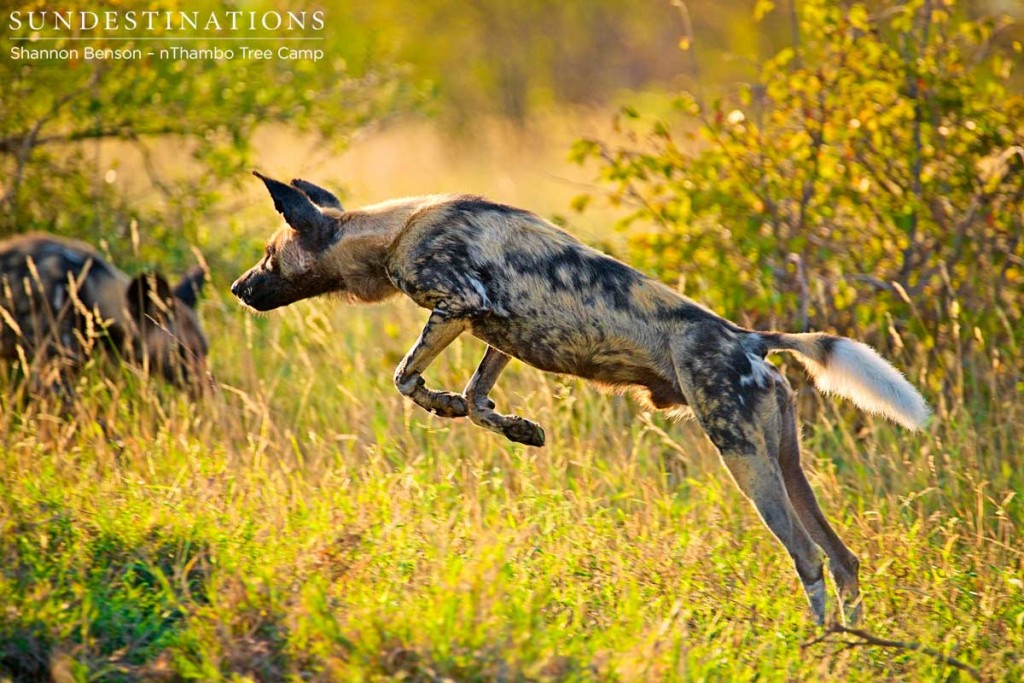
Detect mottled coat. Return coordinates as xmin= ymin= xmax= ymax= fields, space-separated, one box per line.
xmin=0 ymin=232 xmax=210 ymax=393
xmin=233 ymin=173 xmax=931 ymax=627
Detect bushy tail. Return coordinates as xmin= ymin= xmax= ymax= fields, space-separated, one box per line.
xmin=761 ymin=332 xmax=931 ymax=430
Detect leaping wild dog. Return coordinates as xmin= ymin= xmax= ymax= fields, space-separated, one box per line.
xmin=0 ymin=232 xmax=211 ymax=396
xmin=232 ymin=172 xmax=930 ymax=626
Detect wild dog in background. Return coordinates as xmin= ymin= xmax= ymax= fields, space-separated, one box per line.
xmin=0 ymin=232 xmax=210 ymax=396
xmin=232 ymin=171 xmax=930 ymax=627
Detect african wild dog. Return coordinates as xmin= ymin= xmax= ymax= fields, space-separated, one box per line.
xmin=0 ymin=232 xmax=210 ymax=396
xmin=232 ymin=172 xmax=930 ymax=626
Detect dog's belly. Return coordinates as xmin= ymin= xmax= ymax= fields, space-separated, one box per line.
xmin=469 ymin=314 xmax=611 ymax=374
xmin=468 ymin=314 xmax=686 ymax=407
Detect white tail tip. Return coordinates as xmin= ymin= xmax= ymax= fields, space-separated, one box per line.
xmin=810 ymin=338 xmax=931 ymax=430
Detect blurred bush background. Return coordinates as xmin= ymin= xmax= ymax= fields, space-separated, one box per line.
xmin=3 ymin=0 xmax=1019 ymax=417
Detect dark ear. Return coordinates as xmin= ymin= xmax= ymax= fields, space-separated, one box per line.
xmin=173 ymin=266 xmax=206 ymax=309
xmin=253 ymin=170 xmax=327 ymax=234
xmin=291 ymin=178 xmax=342 ymax=210
xmin=127 ymin=272 xmax=174 ymax=326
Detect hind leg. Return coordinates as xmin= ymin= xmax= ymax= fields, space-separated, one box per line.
xmin=694 ymin=397 xmax=827 ymax=624
xmin=774 ymin=381 xmax=862 ymax=625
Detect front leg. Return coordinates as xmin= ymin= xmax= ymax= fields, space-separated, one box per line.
xmin=394 ymin=309 xmax=469 ymax=418
xmin=464 ymin=346 xmax=545 ymax=447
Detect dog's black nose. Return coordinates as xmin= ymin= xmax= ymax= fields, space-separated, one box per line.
xmin=230 ymin=279 xmax=242 ymax=297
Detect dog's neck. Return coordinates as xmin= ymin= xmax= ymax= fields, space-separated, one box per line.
xmin=322 ymin=198 xmax=432 ymax=303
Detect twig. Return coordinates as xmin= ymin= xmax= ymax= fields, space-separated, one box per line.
xmin=847 ymin=273 xmax=899 ymax=295
xmin=802 ymin=624 xmax=983 ymax=681
xmin=788 ymin=0 xmax=802 ymax=69
xmin=0 ymin=123 xmax=194 ymax=155
xmin=788 ymin=253 xmax=810 ymax=331
xmin=670 ymin=0 xmax=704 ymax=112
xmin=129 ymin=135 xmax=174 ymax=198
xmin=796 ymin=69 xmax=828 ymax=237
xmin=897 ymin=0 xmax=933 ymax=283
xmin=596 ymin=147 xmax=672 ymax=230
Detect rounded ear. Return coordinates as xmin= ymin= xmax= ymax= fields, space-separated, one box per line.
xmin=291 ymin=178 xmax=343 ymax=210
xmin=127 ymin=272 xmax=174 ymax=325
xmin=173 ymin=266 xmax=207 ymax=309
xmin=253 ymin=170 xmax=327 ymax=235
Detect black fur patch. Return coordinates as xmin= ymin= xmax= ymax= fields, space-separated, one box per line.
xmin=655 ymin=301 xmax=726 ymax=326
xmin=449 ymin=195 xmax=532 ymax=217
xmin=819 ymin=334 xmax=839 ymax=361
xmin=502 ymin=245 xmax=642 ymax=310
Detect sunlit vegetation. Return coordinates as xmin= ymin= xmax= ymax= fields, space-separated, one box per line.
xmin=1 ymin=0 xmax=1022 ymax=680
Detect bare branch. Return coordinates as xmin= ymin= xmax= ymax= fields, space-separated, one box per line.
xmin=803 ymin=625 xmax=983 ymax=681
xmin=2 ymin=68 xmax=103 ymax=221
xmin=897 ymin=0 xmax=933 ymax=282
xmin=788 ymin=0 xmax=802 ymax=69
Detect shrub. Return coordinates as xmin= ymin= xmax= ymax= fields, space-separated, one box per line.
xmin=572 ymin=0 xmax=1023 ymax=373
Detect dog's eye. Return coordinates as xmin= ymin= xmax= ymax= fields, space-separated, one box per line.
xmin=263 ymin=251 xmax=277 ymax=272
xmin=264 ymin=245 xmax=277 ymax=269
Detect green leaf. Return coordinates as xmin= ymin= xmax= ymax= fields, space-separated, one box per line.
xmin=570 ymin=194 xmax=592 ymax=213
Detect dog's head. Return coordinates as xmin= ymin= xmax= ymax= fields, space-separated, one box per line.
xmin=127 ymin=268 xmax=211 ymax=393
xmin=231 ymin=172 xmax=346 ymax=312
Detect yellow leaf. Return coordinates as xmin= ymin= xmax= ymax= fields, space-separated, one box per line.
xmin=754 ymin=0 xmax=775 ymax=22
xmin=849 ymin=5 xmax=869 ymax=31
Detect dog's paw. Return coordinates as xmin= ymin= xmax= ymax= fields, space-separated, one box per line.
xmin=503 ymin=417 xmax=545 ymax=447
xmin=842 ymin=598 xmax=863 ymax=628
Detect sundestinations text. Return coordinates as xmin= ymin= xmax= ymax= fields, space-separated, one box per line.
xmin=7 ymin=10 xmax=325 ymax=33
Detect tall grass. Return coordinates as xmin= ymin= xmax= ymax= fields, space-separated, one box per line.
xmin=1 ymin=273 xmax=1021 ymax=681
xmin=2 ymin=103 xmax=1020 ymax=681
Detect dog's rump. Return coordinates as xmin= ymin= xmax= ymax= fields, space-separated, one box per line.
xmin=0 ymin=233 xmax=129 ymax=359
